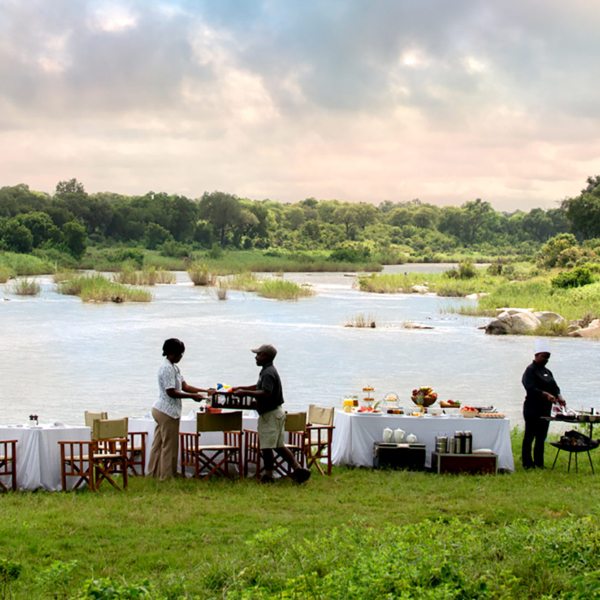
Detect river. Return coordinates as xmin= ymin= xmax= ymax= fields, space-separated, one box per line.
xmin=1 ymin=265 xmax=599 ymax=426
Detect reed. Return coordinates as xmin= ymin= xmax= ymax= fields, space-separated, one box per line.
xmin=52 ymin=270 xmax=76 ymax=283
xmin=0 ymin=265 xmax=14 ymax=283
xmin=257 ymin=279 xmax=314 ymax=300
xmin=57 ymin=274 xmax=151 ymax=303
xmin=215 ymin=280 xmax=228 ymax=301
xmin=114 ymin=266 xmax=175 ymax=286
xmin=344 ymin=313 xmax=377 ymax=328
xmin=11 ymin=278 xmax=41 ymax=296
xmin=227 ymin=272 xmax=262 ymax=292
xmin=187 ymin=262 xmax=215 ymax=286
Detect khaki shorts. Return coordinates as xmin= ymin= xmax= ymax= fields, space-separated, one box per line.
xmin=258 ymin=406 xmax=285 ymax=449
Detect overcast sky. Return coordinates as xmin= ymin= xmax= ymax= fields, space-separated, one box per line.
xmin=1 ymin=0 xmax=599 ymax=210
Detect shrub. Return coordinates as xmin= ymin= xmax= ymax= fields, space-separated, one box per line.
xmin=12 ymin=278 xmax=41 ymax=296
xmin=330 ymin=242 xmax=371 ymax=263
xmin=445 ymin=260 xmax=477 ymax=279
xmin=187 ymin=262 xmax=215 ymax=286
xmin=551 ymin=267 xmax=594 ymax=289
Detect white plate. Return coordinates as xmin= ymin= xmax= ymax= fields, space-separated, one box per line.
xmin=352 ymin=411 xmax=383 ymax=416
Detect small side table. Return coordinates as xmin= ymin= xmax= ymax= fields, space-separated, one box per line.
xmin=432 ymin=452 xmax=497 ymax=475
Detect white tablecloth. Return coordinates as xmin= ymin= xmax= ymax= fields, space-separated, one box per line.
xmin=331 ymin=410 xmax=515 ymax=472
xmin=0 ymin=412 xmax=261 ymax=491
xmin=0 ymin=424 xmax=90 ymax=491
xmin=129 ymin=411 xmax=259 ymax=469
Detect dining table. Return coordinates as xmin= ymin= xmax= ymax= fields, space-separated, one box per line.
xmin=0 ymin=423 xmax=91 ymax=491
xmin=331 ymin=410 xmax=515 ymax=472
xmin=129 ymin=410 xmax=259 ymax=469
xmin=0 ymin=411 xmax=261 ymax=491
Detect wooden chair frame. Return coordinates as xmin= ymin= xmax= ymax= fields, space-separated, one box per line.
xmin=59 ymin=418 xmax=129 ymax=491
xmin=304 ymin=405 xmax=335 ymax=476
xmin=0 ymin=440 xmax=17 ymax=492
xmin=180 ymin=411 xmax=243 ymax=480
xmin=244 ymin=412 xmax=307 ymax=479
xmin=84 ymin=411 xmax=108 ymax=427
xmin=127 ymin=431 xmax=147 ymax=476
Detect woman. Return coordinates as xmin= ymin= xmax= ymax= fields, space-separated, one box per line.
xmin=148 ymin=338 xmax=207 ymax=480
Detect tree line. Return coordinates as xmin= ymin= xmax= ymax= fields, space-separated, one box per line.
xmin=1 ymin=177 xmax=599 ymax=262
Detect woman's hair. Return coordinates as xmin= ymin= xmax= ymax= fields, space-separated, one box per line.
xmin=162 ymin=338 xmax=185 ymax=356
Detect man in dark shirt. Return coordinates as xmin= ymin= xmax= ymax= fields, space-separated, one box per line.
xmin=521 ymin=344 xmax=565 ymax=469
xmin=233 ymin=344 xmax=311 ymax=484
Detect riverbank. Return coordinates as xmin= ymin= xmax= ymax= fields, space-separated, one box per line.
xmin=359 ymin=265 xmax=600 ymax=328
xmin=1 ymin=430 xmax=599 ymax=599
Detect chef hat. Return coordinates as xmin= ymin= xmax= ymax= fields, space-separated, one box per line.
xmin=534 ymin=338 xmax=551 ymax=355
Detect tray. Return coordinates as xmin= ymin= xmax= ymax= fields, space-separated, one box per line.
xmin=210 ymin=392 xmax=257 ymax=411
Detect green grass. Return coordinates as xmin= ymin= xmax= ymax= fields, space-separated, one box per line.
xmin=57 ymin=274 xmax=152 ymax=303
xmin=0 ymin=252 xmax=54 ymax=276
xmin=473 ymin=279 xmax=600 ymax=322
xmin=1 ymin=430 xmax=599 ymax=599
xmin=257 ymin=279 xmax=314 ymax=300
xmin=360 ymin=267 xmax=600 ymax=324
xmin=358 ymin=270 xmax=502 ymax=296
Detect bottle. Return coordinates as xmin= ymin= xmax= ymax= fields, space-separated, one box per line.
xmin=454 ymin=431 xmax=463 ymax=454
xmin=464 ymin=431 xmax=472 ymax=454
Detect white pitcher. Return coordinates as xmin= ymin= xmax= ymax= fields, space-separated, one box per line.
xmin=382 ymin=427 xmax=393 ymax=443
xmin=393 ymin=428 xmax=405 ymax=443
xmin=406 ymin=433 xmax=418 ymax=443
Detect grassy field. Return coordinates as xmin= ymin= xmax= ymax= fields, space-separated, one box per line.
xmin=1 ymin=431 xmax=599 ymax=599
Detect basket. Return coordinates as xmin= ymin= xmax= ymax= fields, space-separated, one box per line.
xmin=210 ymin=392 xmax=257 ymax=411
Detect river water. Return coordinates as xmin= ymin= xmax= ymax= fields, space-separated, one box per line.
xmin=1 ymin=265 xmax=599 ymax=427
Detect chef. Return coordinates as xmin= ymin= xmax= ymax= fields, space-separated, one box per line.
xmin=521 ymin=339 xmax=565 ymax=469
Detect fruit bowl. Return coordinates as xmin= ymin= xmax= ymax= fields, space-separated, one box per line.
xmin=460 ymin=406 xmax=479 ymax=418
xmin=411 ymin=386 xmax=438 ymax=407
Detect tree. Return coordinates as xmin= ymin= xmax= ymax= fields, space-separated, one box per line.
xmin=55 ymin=178 xmax=86 ymax=196
xmin=15 ymin=212 xmax=61 ymax=247
xmin=61 ymin=221 xmax=87 ymax=258
xmin=198 ymin=191 xmax=244 ymax=247
xmin=0 ymin=219 xmax=33 ymax=252
xmin=538 ymin=233 xmax=577 ymax=268
xmin=562 ymin=192 xmax=600 ymax=239
xmin=144 ymin=223 xmax=172 ymax=250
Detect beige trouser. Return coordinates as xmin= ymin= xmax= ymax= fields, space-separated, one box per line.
xmin=148 ymin=408 xmax=180 ymax=480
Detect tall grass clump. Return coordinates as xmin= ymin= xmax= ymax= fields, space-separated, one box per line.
xmin=57 ymin=274 xmax=151 ymax=303
xmin=11 ymin=278 xmax=41 ymax=296
xmin=344 ymin=313 xmax=377 ymax=328
xmin=0 ymin=265 xmax=14 ymax=283
xmin=227 ymin=272 xmax=262 ymax=292
xmin=215 ymin=280 xmax=228 ymax=301
xmin=0 ymin=252 xmax=53 ymax=276
xmin=187 ymin=262 xmax=215 ymax=286
xmin=258 ymin=279 xmax=314 ymax=300
xmin=114 ymin=265 xmax=175 ymax=285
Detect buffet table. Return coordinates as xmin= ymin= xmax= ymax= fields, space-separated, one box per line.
xmin=331 ymin=410 xmax=515 ymax=472
xmin=0 ymin=424 xmax=90 ymax=491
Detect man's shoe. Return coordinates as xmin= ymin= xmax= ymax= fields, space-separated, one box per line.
xmin=292 ymin=467 xmax=311 ymax=484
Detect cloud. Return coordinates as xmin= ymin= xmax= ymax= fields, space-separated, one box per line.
xmin=0 ymin=0 xmax=599 ymax=210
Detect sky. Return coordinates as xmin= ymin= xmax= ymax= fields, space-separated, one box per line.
xmin=1 ymin=0 xmax=599 ymax=211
